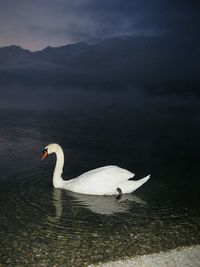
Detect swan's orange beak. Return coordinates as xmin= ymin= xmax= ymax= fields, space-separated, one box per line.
xmin=41 ymin=149 xmax=48 ymax=160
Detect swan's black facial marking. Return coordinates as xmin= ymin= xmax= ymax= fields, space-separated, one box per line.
xmin=42 ymin=148 xmax=48 ymax=153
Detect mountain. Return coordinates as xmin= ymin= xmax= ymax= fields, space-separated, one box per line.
xmin=33 ymin=42 xmax=89 ymax=65
xmin=0 ymin=33 xmax=199 ymax=92
xmin=0 ymin=45 xmax=32 ymax=65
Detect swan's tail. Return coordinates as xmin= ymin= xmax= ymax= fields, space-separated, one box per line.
xmin=136 ymin=175 xmax=150 ymax=187
xmin=118 ymin=175 xmax=150 ymax=194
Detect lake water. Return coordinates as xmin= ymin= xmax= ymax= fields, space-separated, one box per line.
xmin=0 ymin=87 xmax=200 ymax=266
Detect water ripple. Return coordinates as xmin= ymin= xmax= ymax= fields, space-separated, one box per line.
xmin=1 ymin=163 xmax=200 ymax=266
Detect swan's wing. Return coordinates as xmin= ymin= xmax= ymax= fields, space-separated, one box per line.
xmin=64 ymin=165 xmax=134 ymax=195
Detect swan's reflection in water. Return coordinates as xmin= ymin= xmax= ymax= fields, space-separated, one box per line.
xmin=52 ymin=188 xmax=147 ymax=220
xmin=67 ymin=191 xmax=147 ymax=215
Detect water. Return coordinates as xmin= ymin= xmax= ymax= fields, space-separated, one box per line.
xmin=0 ymin=88 xmax=200 ymax=266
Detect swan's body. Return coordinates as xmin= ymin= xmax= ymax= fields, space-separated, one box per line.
xmin=42 ymin=143 xmax=150 ymax=195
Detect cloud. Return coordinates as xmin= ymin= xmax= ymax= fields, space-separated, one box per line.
xmin=0 ymin=0 xmax=199 ymax=50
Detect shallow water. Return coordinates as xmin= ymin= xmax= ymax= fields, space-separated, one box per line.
xmin=0 ymin=90 xmax=200 ymax=266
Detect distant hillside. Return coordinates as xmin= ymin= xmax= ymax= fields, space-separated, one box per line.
xmin=0 ymin=33 xmax=199 ymax=93
xmin=0 ymin=45 xmax=32 ymax=65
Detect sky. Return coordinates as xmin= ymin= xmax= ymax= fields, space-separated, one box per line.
xmin=0 ymin=0 xmax=199 ymax=51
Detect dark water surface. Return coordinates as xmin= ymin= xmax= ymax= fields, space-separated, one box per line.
xmin=0 ymin=88 xmax=200 ymax=266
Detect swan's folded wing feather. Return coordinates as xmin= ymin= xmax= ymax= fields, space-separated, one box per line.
xmin=63 ymin=165 xmax=135 ymax=195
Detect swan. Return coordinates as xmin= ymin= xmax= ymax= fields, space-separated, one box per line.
xmin=41 ymin=143 xmax=150 ymax=195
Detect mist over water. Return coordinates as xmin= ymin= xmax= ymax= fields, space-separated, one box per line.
xmin=0 ymin=85 xmax=200 ymax=266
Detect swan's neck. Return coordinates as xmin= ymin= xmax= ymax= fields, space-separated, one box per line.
xmin=53 ymin=148 xmax=64 ymax=188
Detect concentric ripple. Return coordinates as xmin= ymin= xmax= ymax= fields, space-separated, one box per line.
xmin=1 ymin=162 xmax=200 ymax=266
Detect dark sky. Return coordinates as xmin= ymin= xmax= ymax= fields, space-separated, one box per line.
xmin=0 ymin=0 xmax=199 ymax=51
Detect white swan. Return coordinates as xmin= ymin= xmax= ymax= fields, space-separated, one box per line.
xmin=41 ymin=143 xmax=150 ymax=195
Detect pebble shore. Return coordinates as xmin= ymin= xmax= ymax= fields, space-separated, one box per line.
xmin=90 ymin=245 xmax=200 ymax=267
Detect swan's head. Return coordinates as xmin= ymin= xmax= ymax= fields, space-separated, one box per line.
xmin=41 ymin=143 xmax=61 ymax=160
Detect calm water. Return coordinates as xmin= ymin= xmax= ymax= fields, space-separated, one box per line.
xmin=0 ymin=88 xmax=200 ymax=266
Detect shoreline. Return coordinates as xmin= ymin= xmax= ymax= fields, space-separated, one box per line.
xmin=90 ymin=245 xmax=200 ymax=267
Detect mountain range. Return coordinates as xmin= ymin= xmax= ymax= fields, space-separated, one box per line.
xmin=0 ymin=32 xmax=199 ymax=93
